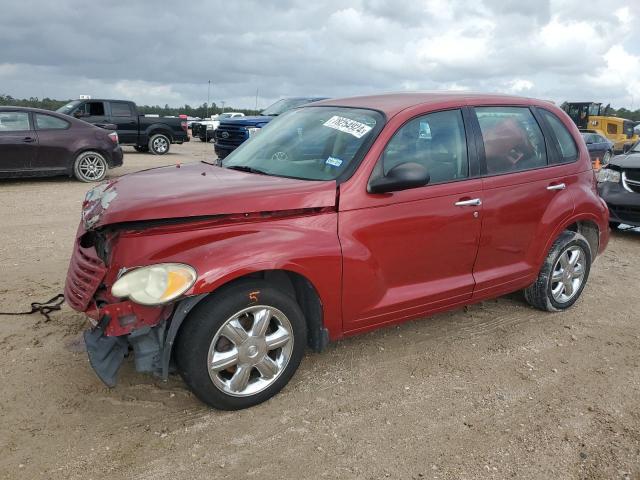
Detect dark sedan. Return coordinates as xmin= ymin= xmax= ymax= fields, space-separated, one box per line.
xmin=581 ymin=131 xmax=614 ymax=165
xmin=597 ymin=142 xmax=640 ymax=228
xmin=0 ymin=107 xmax=123 ymax=182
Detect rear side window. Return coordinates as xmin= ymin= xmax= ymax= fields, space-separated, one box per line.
xmin=111 ymin=102 xmax=133 ymax=117
xmin=83 ymin=102 xmax=105 ymax=116
xmin=539 ymin=109 xmax=578 ymax=164
xmin=475 ymin=107 xmax=547 ymax=174
xmin=0 ymin=112 xmax=30 ymax=131
xmin=35 ymin=114 xmax=69 ymax=130
xmin=382 ymin=109 xmax=468 ymax=183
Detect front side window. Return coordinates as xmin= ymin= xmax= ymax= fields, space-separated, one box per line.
xmin=0 ymin=112 xmax=30 ymax=131
xmin=111 ymin=102 xmax=133 ymax=117
xmin=223 ymin=107 xmax=382 ymax=181
xmin=83 ymin=102 xmax=105 ymax=116
xmin=476 ymin=107 xmax=547 ymax=174
xmin=539 ymin=109 xmax=578 ymax=164
xmin=35 ymin=114 xmax=69 ymax=130
xmin=381 ymin=109 xmax=469 ymax=183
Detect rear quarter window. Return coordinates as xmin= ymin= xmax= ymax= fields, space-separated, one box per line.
xmin=539 ymin=109 xmax=578 ymax=164
xmin=35 ymin=114 xmax=69 ymax=130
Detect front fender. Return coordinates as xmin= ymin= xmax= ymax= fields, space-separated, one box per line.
xmin=108 ymin=211 xmax=343 ymax=339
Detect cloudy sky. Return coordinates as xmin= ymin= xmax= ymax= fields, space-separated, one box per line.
xmin=1 ymin=0 xmax=639 ymax=110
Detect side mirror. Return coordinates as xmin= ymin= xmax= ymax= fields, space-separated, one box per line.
xmin=368 ymin=162 xmax=430 ymax=194
xmin=73 ymin=111 xmax=84 ymax=118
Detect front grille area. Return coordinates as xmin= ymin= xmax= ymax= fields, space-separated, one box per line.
xmin=215 ymin=125 xmax=248 ymax=145
xmin=624 ymin=169 xmax=640 ymax=193
xmin=64 ymin=243 xmax=107 ymax=312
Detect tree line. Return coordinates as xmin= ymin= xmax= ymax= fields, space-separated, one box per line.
xmin=4 ymin=93 xmax=640 ymax=122
xmin=0 ymin=94 xmax=260 ymax=118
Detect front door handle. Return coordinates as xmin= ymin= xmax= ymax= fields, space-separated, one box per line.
xmin=547 ymin=183 xmax=566 ymax=191
xmin=23 ymin=137 xmax=36 ymax=143
xmin=455 ymin=198 xmax=482 ymax=207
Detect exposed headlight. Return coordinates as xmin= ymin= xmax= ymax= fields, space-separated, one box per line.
xmin=111 ymin=263 xmax=196 ymax=305
xmin=247 ymin=127 xmax=261 ymax=137
xmin=596 ymin=168 xmax=621 ymax=183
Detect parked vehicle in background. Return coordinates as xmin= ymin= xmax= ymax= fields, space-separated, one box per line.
xmin=65 ymin=92 xmax=609 ymax=410
xmin=214 ymin=97 xmax=327 ymax=159
xmin=0 ymin=106 xmax=122 ymax=182
xmin=597 ymin=141 xmax=640 ymax=228
xmin=562 ymin=102 xmax=638 ymax=153
xmin=56 ymin=99 xmax=189 ymax=155
xmin=581 ymin=131 xmax=614 ymax=165
xmin=195 ymin=112 xmax=245 ymax=142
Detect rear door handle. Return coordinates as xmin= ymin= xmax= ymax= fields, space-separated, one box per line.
xmin=23 ymin=137 xmax=36 ymax=143
xmin=547 ymin=183 xmax=566 ymax=191
xmin=455 ymin=198 xmax=482 ymax=207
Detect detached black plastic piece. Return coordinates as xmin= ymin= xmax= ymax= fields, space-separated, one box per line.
xmin=83 ymin=320 xmax=128 ymax=388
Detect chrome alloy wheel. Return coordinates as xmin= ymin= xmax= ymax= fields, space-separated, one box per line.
xmin=152 ymin=136 xmax=169 ymax=153
xmin=78 ymin=154 xmax=106 ymax=180
xmin=207 ymin=305 xmax=294 ymax=397
xmin=550 ymin=246 xmax=586 ymax=304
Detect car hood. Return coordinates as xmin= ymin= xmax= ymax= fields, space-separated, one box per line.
xmin=219 ymin=116 xmax=274 ymax=127
xmin=82 ymin=162 xmax=337 ymax=230
xmin=609 ymin=152 xmax=640 ymax=169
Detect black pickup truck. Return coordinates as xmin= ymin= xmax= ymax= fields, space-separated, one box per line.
xmin=56 ymin=99 xmax=189 ymax=155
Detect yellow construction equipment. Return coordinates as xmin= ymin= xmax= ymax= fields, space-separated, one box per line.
xmin=561 ymin=102 xmax=638 ymax=153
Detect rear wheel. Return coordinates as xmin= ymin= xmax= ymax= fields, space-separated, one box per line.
xmin=524 ymin=231 xmax=591 ymax=311
xmin=73 ymin=151 xmax=107 ymax=182
xmin=175 ymin=281 xmax=306 ymax=410
xmin=148 ymin=133 xmax=171 ymax=155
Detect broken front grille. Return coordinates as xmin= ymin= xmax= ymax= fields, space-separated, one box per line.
xmin=64 ymin=242 xmax=107 ymax=312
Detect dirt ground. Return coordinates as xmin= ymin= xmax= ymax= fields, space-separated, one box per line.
xmin=0 ymin=138 xmax=639 ymax=480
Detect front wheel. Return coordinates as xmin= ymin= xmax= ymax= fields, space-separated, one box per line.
xmin=524 ymin=231 xmax=592 ymax=311
xmin=175 ymin=281 xmax=306 ymax=410
xmin=148 ymin=133 xmax=171 ymax=155
xmin=73 ymin=151 xmax=108 ymax=182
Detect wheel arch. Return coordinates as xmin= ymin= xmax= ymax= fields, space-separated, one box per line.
xmin=144 ymin=125 xmax=173 ymax=143
xmin=537 ymin=214 xmax=602 ymax=270
xmin=161 ymin=268 xmax=328 ymax=380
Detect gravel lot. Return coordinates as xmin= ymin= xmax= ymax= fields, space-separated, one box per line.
xmin=0 ymin=139 xmax=639 ymax=479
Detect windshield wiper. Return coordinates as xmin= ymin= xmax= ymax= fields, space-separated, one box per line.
xmin=226 ymin=165 xmax=271 ymax=175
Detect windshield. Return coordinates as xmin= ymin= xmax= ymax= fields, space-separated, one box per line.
xmin=56 ymin=100 xmax=82 ymax=115
xmin=222 ymin=106 xmax=383 ymax=181
xmin=219 ymin=113 xmax=233 ymax=118
xmin=261 ymin=98 xmax=316 ymax=116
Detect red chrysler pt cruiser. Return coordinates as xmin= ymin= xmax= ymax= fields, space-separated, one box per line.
xmin=65 ymin=93 xmax=609 ymax=409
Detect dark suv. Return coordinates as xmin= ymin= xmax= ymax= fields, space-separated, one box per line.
xmin=597 ymin=142 xmax=640 ymax=227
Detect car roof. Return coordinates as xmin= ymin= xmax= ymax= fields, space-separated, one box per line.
xmin=310 ymin=92 xmax=544 ymax=118
xmin=0 ymin=106 xmax=66 ymax=115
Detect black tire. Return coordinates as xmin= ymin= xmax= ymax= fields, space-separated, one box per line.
xmin=148 ymin=133 xmax=171 ymax=155
xmin=73 ymin=151 xmax=108 ymax=182
xmin=134 ymin=145 xmax=149 ymax=153
xmin=199 ymin=136 xmax=207 ymax=142
xmin=524 ymin=230 xmax=592 ymax=312
xmin=175 ymin=280 xmax=307 ymax=410
xmin=609 ymin=222 xmax=620 ymax=230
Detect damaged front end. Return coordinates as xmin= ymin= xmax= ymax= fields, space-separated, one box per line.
xmin=65 ymin=185 xmax=202 ymax=387
xmin=65 ymin=226 xmax=188 ymax=387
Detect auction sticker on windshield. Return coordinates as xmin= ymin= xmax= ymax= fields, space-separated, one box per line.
xmin=323 ymin=116 xmax=373 ymax=138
